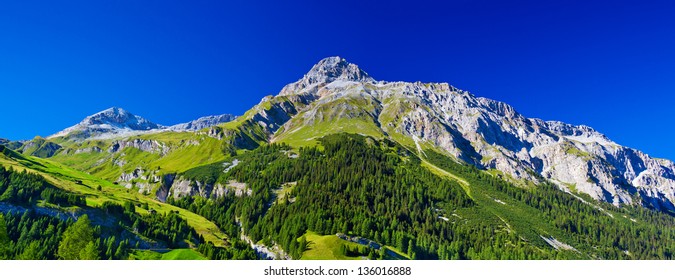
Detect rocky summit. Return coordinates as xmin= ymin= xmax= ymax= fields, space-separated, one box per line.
xmin=48 ymin=107 xmax=165 ymax=140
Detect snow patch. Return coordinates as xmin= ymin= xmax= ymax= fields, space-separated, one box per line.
xmin=412 ymin=135 xmax=426 ymax=157
xmin=493 ymin=198 xmax=507 ymax=205
xmin=223 ymin=159 xmax=240 ymax=173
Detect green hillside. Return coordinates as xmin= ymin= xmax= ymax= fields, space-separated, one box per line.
xmin=167 ymin=133 xmax=675 ymax=259
xmin=0 ymin=145 xmax=237 ymax=259
xmin=4 ymin=131 xmax=675 ymax=260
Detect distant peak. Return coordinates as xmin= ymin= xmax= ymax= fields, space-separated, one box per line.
xmin=46 ymin=106 xmax=164 ymax=139
xmin=314 ymin=56 xmax=345 ymax=66
xmin=98 ymin=107 xmax=129 ymax=115
xmin=304 ymin=56 xmax=373 ymax=84
xmin=277 ymin=56 xmax=375 ymax=96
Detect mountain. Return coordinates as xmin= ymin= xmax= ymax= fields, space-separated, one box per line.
xmin=5 ymin=56 xmax=675 ymax=260
xmin=48 ymin=108 xmax=238 ymax=141
xmin=49 ymin=107 xmax=165 ymax=140
xmin=167 ymin=114 xmax=236 ymax=131
xmin=17 ymin=56 xmax=675 ymax=214
xmin=238 ymin=56 xmax=673 ymax=211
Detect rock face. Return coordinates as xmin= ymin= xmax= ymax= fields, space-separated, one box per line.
xmin=74 ymin=146 xmax=102 ymax=154
xmin=108 ymin=139 xmax=169 ymax=155
xmin=261 ymin=56 xmax=675 ymax=210
xmin=157 ymin=177 xmax=251 ymax=200
xmin=167 ymin=114 xmax=236 ymax=131
xmin=116 ymin=167 xmax=161 ymax=193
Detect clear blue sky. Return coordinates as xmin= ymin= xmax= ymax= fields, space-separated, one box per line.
xmin=1 ymin=1 xmax=674 ymax=159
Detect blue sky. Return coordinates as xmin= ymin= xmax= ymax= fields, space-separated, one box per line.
xmin=1 ymin=1 xmax=674 ymax=159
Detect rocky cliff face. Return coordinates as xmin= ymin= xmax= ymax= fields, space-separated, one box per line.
xmin=108 ymin=139 xmax=169 ymax=155
xmin=265 ymin=56 xmax=675 ymax=210
xmin=168 ymin=114 xmax=236 ymax=131
xmin=155 ymin=176 xmax=251 ymax=201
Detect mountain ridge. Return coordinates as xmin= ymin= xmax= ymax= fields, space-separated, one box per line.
xmin=48 ymin=107 xmax=165 ymax=140
xmin=9 ymin=56 xmax=675 ymax=212
xmin=46 ymin=107 xmax=238 ymax=141
xmin=261 ymin=56 xmax=675 ymax=210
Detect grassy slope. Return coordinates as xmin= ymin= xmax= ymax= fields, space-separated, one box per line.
xmin=0 ymin=149 xmax=227 ymax=247
xmin=138 ymin=131 xmax=227 ymax=172
xmin=273 ymin=97 xmax=384 ymax=147
xmin=299 ymin=231 xmax=367 ymax=260
xmin=130 ymin=249 xmax=207 ymax=260
xmin=160 ymin=249 xmax=208 ymax=260
xmin=299 ymin=231 xmax=410 ymax=260
xmin=50 ymin=131 xmax=227 ymax=182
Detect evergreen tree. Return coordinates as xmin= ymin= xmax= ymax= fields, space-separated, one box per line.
xmin=17 ymin=241 xmax=42 ymax=260
xmin=58 ymin=215 xmax=95 ymax=260
xmin=0 ymin=214 xmax=10 ymax=260
xmin=79 ymin=241 xmax=100 ymax=260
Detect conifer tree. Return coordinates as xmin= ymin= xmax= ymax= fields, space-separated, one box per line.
xmin=58 ymin=215 xmax=95 ymax=260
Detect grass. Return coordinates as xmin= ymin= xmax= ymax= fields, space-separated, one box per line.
xmin=299 ymin=231 xmax=410 ymax=260
xmin=421 ymin=160 xmax=470 ymax=195
xmin=562 ymin=142 xmax=593 ymax=160
xmin=160 ymin=249 xmax=207 ymax=260
xmin=274 ymin=113 xmax=383 ymax=148
xmin=0 ymin=150 xmax=228 ymax=248
xmin=382 ymin=246 xmax=411 ymax=260
xmin=50 ymin=131 xmax=227 ymax=181
xmin=299 ymin=231 xmax=368 ymax=260
xmin=274 ymin=182 xmax=296 ymax=204
xmin=48 ymin=131 xmax=229 ymax=203
xmin=130 ymin=249 xmax=207 ymax=260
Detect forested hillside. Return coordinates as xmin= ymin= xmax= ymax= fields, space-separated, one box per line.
xmin=166 ymin=134 xmax=675 ymax=259
xmin=0 ymin=147 xmax=250 ymax=260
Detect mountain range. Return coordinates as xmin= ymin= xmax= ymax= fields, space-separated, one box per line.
xmin=2 ymin=56 xmax=675 ymax=260
xmin=18 ymin=56 xmax=673 ymax=211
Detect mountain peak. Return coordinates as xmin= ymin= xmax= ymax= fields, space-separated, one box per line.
xmin=101 ymin=106 xmax=126 ymax=114
xmin=81 ymin=107 xmax=159 ymax=129
xmin=48 ymin=107 xmax=164 ymax=139
xmin=87 ymin=107 xmax=131 ymax=121
xmin=278 ymin=56 xmax=374 ymax=96
xmin=304 ymin=56 xmax=373 ymax=84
